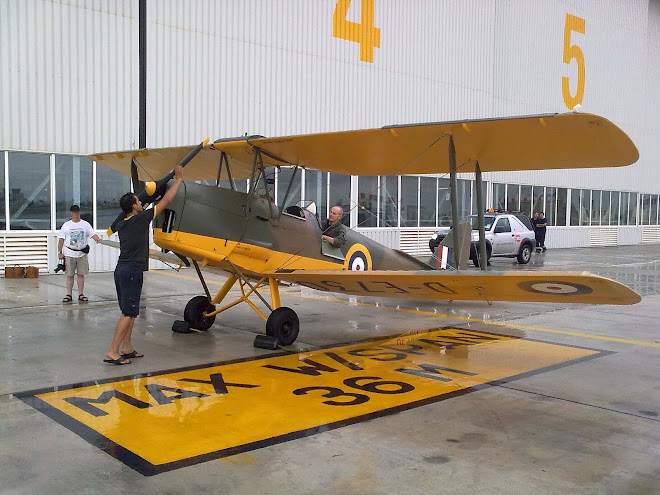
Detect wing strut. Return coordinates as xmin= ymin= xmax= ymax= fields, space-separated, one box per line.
xmin=475 ymin=161 xmax=488 ymax=270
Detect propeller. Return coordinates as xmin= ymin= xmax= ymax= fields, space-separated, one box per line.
xmin=130 ymin=159 xmax=145 ymax=195
xmin=106 ymin=137 xmax=210 ymax=235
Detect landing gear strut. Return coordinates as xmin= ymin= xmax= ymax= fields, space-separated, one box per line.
xmin=173 ymin=259 xmax=300 ymax=348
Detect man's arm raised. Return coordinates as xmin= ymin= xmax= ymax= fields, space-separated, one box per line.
xmin=154 ymin=166 xmax=184 ymax=216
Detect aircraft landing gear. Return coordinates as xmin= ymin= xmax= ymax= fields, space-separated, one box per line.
xmin=266 ymin=307 xmax=299 ymax=346
xmin=184 ymin=295 xmax=216 ymax=330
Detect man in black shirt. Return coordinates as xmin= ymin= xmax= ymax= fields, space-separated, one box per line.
xmin=104 ymin=166 xmax=184 ymax=365
xmin=533 ymin=211 xmax=548 ymax=252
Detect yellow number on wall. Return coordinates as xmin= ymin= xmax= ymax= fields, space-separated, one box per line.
xmin=562 ymin=13 xmax=585 ymax=110
xmin=333 ymin=0 xmax=380 ymax=63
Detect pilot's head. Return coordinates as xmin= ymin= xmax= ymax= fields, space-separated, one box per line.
xmin=120 ymin=193 xmax=143 ymax=215
xmin=328 ymin=206 xmax=343 ymax=225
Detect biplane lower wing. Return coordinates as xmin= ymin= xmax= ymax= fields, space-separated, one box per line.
xmin=266 ymin=270 xmax=641 ymax=305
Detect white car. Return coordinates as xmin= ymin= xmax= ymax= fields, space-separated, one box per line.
xmin=429 ymin=213 xmax=536 ymax=266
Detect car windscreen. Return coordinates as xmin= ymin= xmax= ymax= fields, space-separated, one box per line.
xmin=470 ymin=216 xmax=495 ymax=231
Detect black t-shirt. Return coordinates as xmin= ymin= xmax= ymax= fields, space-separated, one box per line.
xmin=532 ymin=217 xmax=547 ymax=233
xmin=116 ymin=208 xmax=156 ymax=271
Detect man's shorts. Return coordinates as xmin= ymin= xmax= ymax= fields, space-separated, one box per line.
xmin=65 ymin=255 xmax=89 ymax=276
xmin=114 ymin=263 xmax=144 ymax=317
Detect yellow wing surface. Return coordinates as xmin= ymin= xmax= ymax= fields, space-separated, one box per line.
xmin=265 ymin=270 xmax=641 ymax=305
xmin=89 ymin=113 xmax=638 ymax=181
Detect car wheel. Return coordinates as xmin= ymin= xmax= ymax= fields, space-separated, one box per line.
xmin=517 ymin=243 xmax=532 ymax=264
xmin=473 ymin=244 xmax=491 ymax=267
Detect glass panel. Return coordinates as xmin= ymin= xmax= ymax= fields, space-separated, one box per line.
xmin=276 ymin=167 xmax=301 ymax=209
xmin=470 ymin=180 xmax=487 ymax=215
xmin=0 ymin=152 xmax=5 ymax=230
xmin=610 ymin=191 xmax=619 ymax=226
xmin=357 ymin=176 xmax=378 ymax=227
xmin=520 ymin=185 xmax=532 ymax=216
xmin=641 ymin=194 xmax=650 ymax=225
xmin=601 ymin=191 xmax=610 ymax=226
xmin=493 ymin=183 xmax=506 ymax=210
xmin=570 ymin=189 xmax=581 ymax=226
xmin=580 ymin=189 xmax=590 ymax=225
xmin=556 ymin=188 xmax=567 ymax=226
xmin=629 ymin=193 xmax=637 ymax=225
xmin=457 ymin=179 xmax=471 ymax=220
xmin=590 ymin=190 xmax=601 ymax=226
xmin=304 ymin=170 xmax=327 ymax=220
xmin=506 ymin=184 xmax=519 ymax=211
xmin=8 ymin=152 xmax=51 ymax=230
xmin=437 ymin=178 xmax=451 ymax=226
xmin=420 ymin=177 xmax=436 ymax=227
xmin=620 ymin=191 xmax=629 ymax=226
xmin=545 ymin=187 xmax=556 ymax=226
xmin=55 ymin=155 xmax=93 ymax=228
xmin=379 ymin=176 xmax=398 ymax=227
xmin=651 ymin=195 xmax=658 ymax=225
xmin=400 ymin=176 xmax=418 ymax=227
xmin=532 ymin=186 xmax=544 ymax=217
xmin=329 ymin=173 xmax=350 ymax=226
xmin=96 ymin=163 xmax=131 ymax=229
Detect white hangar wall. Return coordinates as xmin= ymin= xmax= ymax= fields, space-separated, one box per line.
xmin=1 ymin=1 xmax=659 ymax=267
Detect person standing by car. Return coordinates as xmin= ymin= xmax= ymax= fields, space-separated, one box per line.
xmin=58 ymin=204 xmax=101 ymax=303
xmin=533 ymin=212 xmax=547 ymax=252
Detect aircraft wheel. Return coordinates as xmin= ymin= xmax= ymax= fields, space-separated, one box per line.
xmin=266 ymin=307 xmax=299 ymax=346
xmin=184 ymin=296 xmax=216 ymax=331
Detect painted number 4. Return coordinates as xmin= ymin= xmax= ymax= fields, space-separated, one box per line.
xmin=333 ymin=0 xmax=380 ymax=63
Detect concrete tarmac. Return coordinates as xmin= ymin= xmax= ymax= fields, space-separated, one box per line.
xmin=1 ymin=245 xmax=658 ymax=494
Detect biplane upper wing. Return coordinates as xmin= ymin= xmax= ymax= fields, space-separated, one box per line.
xmin=89 ymin=113 xmax=638 ymax=180
xmin=265 ymin=270 xmax=642 ymax=305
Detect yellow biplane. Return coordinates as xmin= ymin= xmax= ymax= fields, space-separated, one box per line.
xmin=91 ymin=113 xmax=641 ymax=348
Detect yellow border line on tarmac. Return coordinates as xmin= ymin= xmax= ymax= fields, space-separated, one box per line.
xmin=150 ymin=270 xmax=660 ymax=349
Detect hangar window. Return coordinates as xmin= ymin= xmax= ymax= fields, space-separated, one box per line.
xmin=305 ymin=170 xmax=328 ymax=221
xmin=641 ymin=194 xmax=651 ymax=225
xmin=601 ymin=191 xmax=611 ymax=225
xmin=329 ymin=173 xmax=350 ymax=226
xmin=55 ymin=155 xmax=93 ymax=229
xmin=401 ymin=176 xmax=418 ymax=227
xmin=493 ymin=183 xmax=505 ymax=210
xmin=610 ymin=192 xmax=620 ymax=226
xmin=8 ymin=152 xmax=51 ymax=231
xmin=620 ymin=192 xmax=629 ymax=225
xmin=379 ymin=176 xmax=398 ymax=227
xmin=96 ymin=162 xmax=131 ymax=230
xmin=545 ymin=187 xmax=557 ymax=226
xmin=357 ymin=176 xmax=378 ymax=227
xmin=420 ymin=177 xmax=436 ymax=227
xmin=471 ymin=180 xmax=487 ymax=217
xmin=437 ymin=178 xmax=451 ymax=226
xmin=533 ymin=186 xmax=545 ymax=216
xmin=629 ymin=193 xmax=638 ymax=225
xmin=556 ymin=188 xmax=567 ymax=226
xmin=520 ymin=185 xmax=532 ymax=217
xmin=507 ymin=184 xmax=519 ymax=211
xmin=651 ymin=195 xmax=659 ymax=225
xmin=591 ymin=190 xmax=602 ymax=226
xmin=580 ymin=189 xmax=591 ymax=225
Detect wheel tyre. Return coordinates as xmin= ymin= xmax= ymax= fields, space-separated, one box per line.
xmin=266 ymin=307 xmax=300 ymax=346
xmin=183 ymin=296 xmax=216 ymax=331
xmin=517 ymin=244 xmax=532 ymax=264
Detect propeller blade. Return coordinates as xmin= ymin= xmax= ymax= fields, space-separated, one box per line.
xmin=106 ymin=137 xmax=210 ymax=235
xmin=130 ymin=159 xmax=145 ymax=195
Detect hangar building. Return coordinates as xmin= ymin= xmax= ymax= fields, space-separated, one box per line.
xmin=1 ymin=0 xmax=659 ymax=272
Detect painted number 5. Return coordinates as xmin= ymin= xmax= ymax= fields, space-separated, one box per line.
xmin=333 ymin=0 xmax=380 ymax=63
xmin=562 ymin=13 xmax=585 ymax=110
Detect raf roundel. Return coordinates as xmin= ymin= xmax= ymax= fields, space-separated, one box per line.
xmin=517 ymin=280 xmax=593 ymax=296
xmin=344 ymin=244 xmax=373 ymax=271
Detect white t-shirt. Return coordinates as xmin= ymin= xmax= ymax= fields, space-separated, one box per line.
xmin=58 ymin=220 xmax=95 ymax=258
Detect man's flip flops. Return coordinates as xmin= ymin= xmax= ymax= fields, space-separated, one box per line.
xmin=103 ymin=357 xmax=130 ymax=365
xmin=121 ymin=351 xmax=144 ymax=359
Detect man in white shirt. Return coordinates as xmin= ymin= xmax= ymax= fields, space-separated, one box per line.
xmin=58 ymin=204 xmax=100 ymax=303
